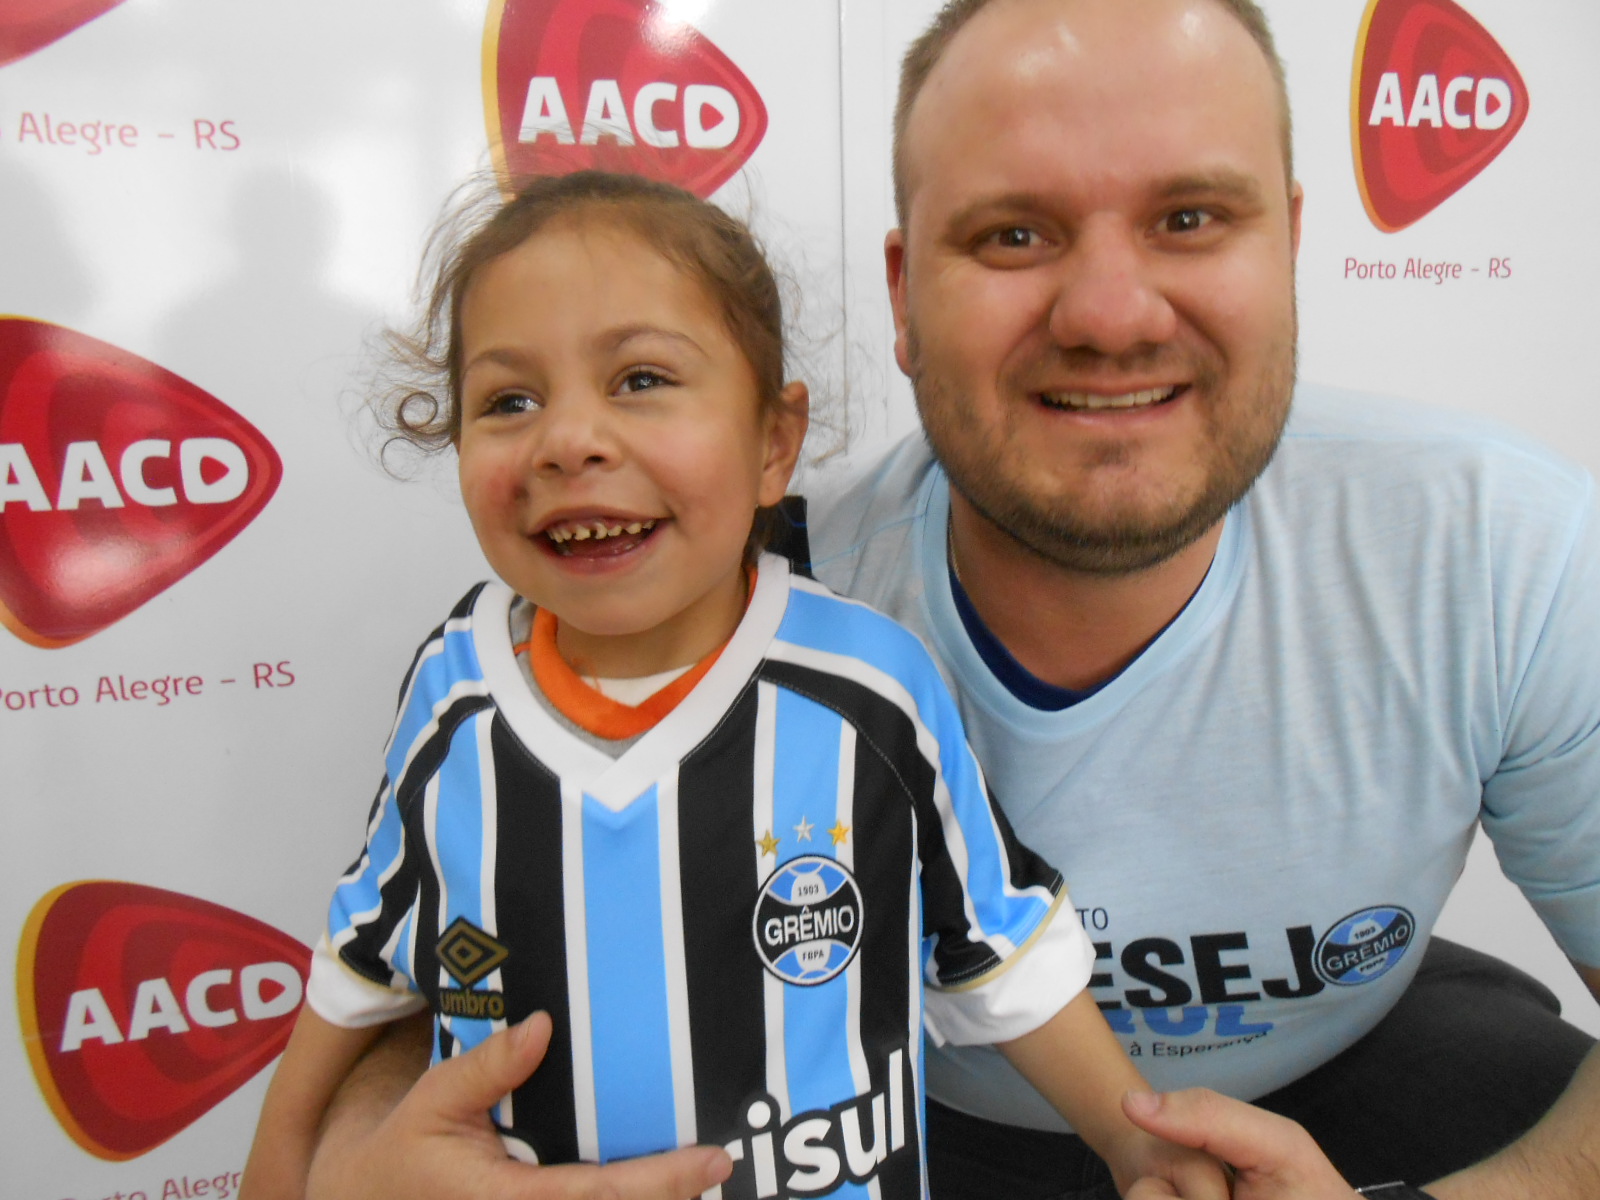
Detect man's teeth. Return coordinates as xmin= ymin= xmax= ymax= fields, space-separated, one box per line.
xmin=545 ymin=519 xmax=655 ymax=544
xmin=1041 ymin=387 xmax=1178 ymax=411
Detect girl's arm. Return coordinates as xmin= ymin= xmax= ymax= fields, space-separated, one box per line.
xmin=239 ymin=1006 xmax=392 ymax=1200
xmin=997 ymin=990 xmax=1232 ymax=1200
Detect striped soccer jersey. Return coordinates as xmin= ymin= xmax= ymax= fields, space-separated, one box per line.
xmin=309 ymin=555 xmax=1094 ymax=1200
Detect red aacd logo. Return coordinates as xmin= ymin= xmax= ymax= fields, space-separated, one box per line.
xmin=1352 ymin=0 xmax=1529 ymax=232
xmin=17 ymin=881 xmax=311 ymax=1161
xmin=484 ymin=0 xmax=768 ymax=198
xmin=0 ymin=0 xmax=127 ymax=68
xmin=0 ymin=318 xmax=281 ymax=648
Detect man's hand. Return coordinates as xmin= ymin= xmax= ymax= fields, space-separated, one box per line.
xmin=1108 ymin=1123 xmax=1232 ymax=1200
xmin=305 ymin=1012 xmax=733 ymax=1200
xmin=1120 ymin=1089 xmax=1357 ymax=1200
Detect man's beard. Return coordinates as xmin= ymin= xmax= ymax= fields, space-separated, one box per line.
xmin=908 ymin=333 xmax=1297 ymax=577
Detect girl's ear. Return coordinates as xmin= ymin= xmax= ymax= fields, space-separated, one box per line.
xmin=757 ymin=380 xmax=810 ymax=507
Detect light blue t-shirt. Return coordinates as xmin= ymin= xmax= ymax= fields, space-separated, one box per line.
xmin=806 ymin=385 xmax=1600 ymax=1129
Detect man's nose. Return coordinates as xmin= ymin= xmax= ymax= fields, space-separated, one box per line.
xmin=533 ymin=393 xmax=618 ymax=476
xmin=1045 ymin=219 xmax=1178 ymax=357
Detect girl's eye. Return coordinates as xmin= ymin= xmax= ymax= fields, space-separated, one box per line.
xmin=618 ymin=369 xmax=671 ymax=394
xmin=486 ymin=391 xmax=539 ymax=416
xmin=1162 ymin=209 xmax=1213 ymax=234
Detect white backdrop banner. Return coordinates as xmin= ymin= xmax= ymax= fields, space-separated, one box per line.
xmin=2 ymin=0 xmax=1594 ymax=1194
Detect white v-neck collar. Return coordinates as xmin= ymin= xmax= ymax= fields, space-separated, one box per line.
xmin=474 ymin=554 xmax=792 ymax=811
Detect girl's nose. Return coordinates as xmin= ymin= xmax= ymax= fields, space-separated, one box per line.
xmin=532 ymin=394 xmax=618 ymax=476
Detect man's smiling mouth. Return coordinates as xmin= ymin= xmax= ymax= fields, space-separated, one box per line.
xmin=1038 ymin=385 xmax=1183 ymax=411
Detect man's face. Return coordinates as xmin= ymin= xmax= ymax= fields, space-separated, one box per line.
xmin=889 ymin=0 xmax=1302 ymax=574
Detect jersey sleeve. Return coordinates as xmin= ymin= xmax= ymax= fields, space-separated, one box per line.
xmin=305 ymin=625 xmax=452 ymax=1029
xmin=1483 ymin=474 xmax=1600 ymax=967
xmin=307 ymin=759 xmax=429 ymax=1027
xmin=307 ymin=933 xmax=428 ymax=1028
xmin=901 ymin=633 xmax=1097 ymax=1046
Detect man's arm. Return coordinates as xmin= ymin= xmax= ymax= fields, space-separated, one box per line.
xmin=303 ymin=1011 xmax=733 ymax=1200
xmin=1424 ymin=964 xmax=1600 ymax=1200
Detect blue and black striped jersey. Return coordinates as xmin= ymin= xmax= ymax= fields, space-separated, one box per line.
xmin=308 ymin=555 xmax=1093 ymax=1200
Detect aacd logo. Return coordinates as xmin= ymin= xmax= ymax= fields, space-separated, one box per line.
xmin=484 ymin=0 xmax=768 ymax=199
xmin=17 ymin=880 xmax=311 ymax=1160
xmin=1352 ymin=0 xmax=1528 ymax=232
xmin=0 ymin=0 xmax=127 ymax=68
xmin=0 ymin=318 xmax=281 ymax=648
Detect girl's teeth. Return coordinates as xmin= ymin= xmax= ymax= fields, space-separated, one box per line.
xmin=545 ymin=518 xmax=657 ymax=543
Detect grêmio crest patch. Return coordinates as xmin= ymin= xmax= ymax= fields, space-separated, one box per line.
xmin=1314 ymin=904 xmax=1416 ymax=986
xmin=752 ymin=856 xmax=863 ymax=987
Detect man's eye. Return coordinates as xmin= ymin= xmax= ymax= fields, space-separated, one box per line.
xmin=618 ymin=369 xmax=671 ymax=394
xmin=987 ymin=227 xmax=1039 ymax=249
xmin=1163 ymin=209 xmax=1212 ymax=234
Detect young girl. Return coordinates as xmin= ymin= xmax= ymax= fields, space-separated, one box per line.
xmin=243 ymin=171 xmax=1226 ymax=1200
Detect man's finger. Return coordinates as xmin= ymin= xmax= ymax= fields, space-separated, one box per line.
xmin=492 ymin=1143 xmax=735 ymax=1200
xmin=412 ymin=1013 xmax=555 ymax=1121
xmin=1124 ymin=1179 xmax=1180 ymax=1200
xmin=583 ymin=1144 xmax=735 ymax=1200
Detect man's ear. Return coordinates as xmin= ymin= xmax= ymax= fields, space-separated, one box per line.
xmin=1289 ymin=182 xmax=1304 ymax=260
xmin=758 ymin=380 xmax=810 ymax=507
xmin=885 ymin=229 xmax=913 ymax=379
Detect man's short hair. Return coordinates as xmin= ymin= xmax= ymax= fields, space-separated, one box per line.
xmin=891 ymin=0 xmax=1295 ymax=227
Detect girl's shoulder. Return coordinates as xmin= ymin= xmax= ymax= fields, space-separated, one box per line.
xmin=386 ymin=580 xmax=508 ymax=713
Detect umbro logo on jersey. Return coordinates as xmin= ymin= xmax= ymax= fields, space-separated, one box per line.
xmin=1314 ymin=905 xmax=1415 ymax=986
xmin=720 ymin=1048 xmax=911 ymax=1199
xmin=17 ymin=880 xmax=309 ymax=1160
xmin=0 ymin=318 xmax=281 ymax=647
xmin=483 ymin=0 xmax=768 ymax=199
xmin=1352 ymin=0 xmax=1528 ymax=231
xmin=753 ymin=856 xmax=863 ymax=987
xmin=439 ymin=988 xmax=508 ymax=1020
xmin=0 ymin=0 xmax=126 ymax=67
xmin=437 ymin=918 xmax=510 ymax=1019
xmin=437 ymin=917 xmax=510 ymax=987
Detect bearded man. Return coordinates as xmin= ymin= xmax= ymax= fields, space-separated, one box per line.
xmin=801 ymin=2 xmax=1599 ymax=1197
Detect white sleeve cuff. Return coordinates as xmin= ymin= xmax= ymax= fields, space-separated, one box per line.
xmin=923 ymin=902 xmax=1096 ymax=1046
xmin=306 ymin=934 xmax=429 ymax=1029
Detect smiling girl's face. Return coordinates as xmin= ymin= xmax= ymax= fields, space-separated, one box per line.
xmin=455 ymin=217 xmax=806 ymax=679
